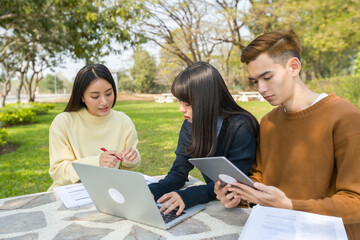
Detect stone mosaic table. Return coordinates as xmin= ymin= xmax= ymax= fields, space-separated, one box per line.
xmin=0 ymin=176 xmax=251 ymax=239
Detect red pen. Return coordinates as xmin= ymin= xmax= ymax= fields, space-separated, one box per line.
xmin=100 ymin=148 xmax=124 ymax=162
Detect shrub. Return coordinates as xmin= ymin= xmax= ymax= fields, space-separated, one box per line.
xmin=307 ymin=75 xmax=360 ymax=108
xmin=0 ymin=128 xmax=7 ymax=147
xmin=0 ymin=107 xmax=36 ymax=126
xmin=25 ymin=103 xmax=55 ymax=115
xmin=0 ymin=103 xmax=55 ymax=127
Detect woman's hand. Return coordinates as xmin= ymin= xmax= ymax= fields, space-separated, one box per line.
xmin=157 ymin=192 xmax=185 ymax=216
xmin=120 ymin=147 xmax=138 ymax=162
xmin=214 ymin=181 xmax=242 ymax=208
xmin=99 ymin=150 xmax=120 ymax=168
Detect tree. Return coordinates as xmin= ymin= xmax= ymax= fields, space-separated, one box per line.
xmin=130 ymin=48 xmax=157 ymax=93
xmin=138 ymin=0 xmax=221 ymax=66
xmin=213 ymin=0 xmax=257 ymax=89
xmin=1 ymin=0 xmax=147 ymax=103
xmin=157 ymin=48 xmax=186 ymax=89
xmin=117 ymin=70 xmax=135 ymax=93
xmin=0 ymin=62 xmax=15 ymax=107
xmin=38 ymin=74 xmax=65 ymax=94
xmin=242 ymin=0 xmax=360 ymax=80
xmin=354 ymin=51 xmax=360 ymax=76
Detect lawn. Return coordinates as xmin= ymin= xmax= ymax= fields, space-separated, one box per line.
xmin=0 ymin=100 xmax=274 ymax=199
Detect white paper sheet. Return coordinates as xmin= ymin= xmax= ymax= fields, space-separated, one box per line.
xmin=141 ymin=173 xmax=160 ymax=184
xmin=239 ymin=205 xmax=348 ymax=240
xmin=54 ymin=183 xmax=92 ymax=208
xmin=54 ymin=174 xmax=159 ymax=208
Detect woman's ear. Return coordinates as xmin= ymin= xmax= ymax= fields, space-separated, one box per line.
xmin=287 ymin=57 xmax=301 ymax=77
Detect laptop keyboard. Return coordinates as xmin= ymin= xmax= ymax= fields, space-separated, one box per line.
xmin=158 ymin=206 xmax=186 ymax=223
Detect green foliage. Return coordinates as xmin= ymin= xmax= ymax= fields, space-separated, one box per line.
xmin=0 ymin=107 xmax=35 ymax=126
xmin=0 ymin=101 xmax=274 ymax=198
xmin=1 ymin=0 xmax=148 ymax=102
xmin=118 ymin=71 xmax=135 ymax=92
xmin=25 ymin=102 xmax=55 ymax=115
xmin=0 ymin=128 xmax=8 ymax=147
xmin=0 ymin=103 xmax=55 ymax=126
xmin=354 ymin=51 xmax=360 ymax=76
xmin=38 ymin=74 xmax=65 ymax=93
xmin=0 ymin=103 xmax=64 ymax=197
xmin=130 ymin=48 xmax=158 ymax=93
xmin=244 ymin=0 xmax=360 ymax=79
xmin=1 ymin=0 xmax=148 ymax=62
xmin=157 ymin=48 xmax=186 ymax=89
xmin=308 ymin=76 xmax=360 ymax=108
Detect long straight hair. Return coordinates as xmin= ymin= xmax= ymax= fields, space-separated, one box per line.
xmin=171 ymin=62 xmax=259 ymax=157
xmin=64 ymin=64 xmax=117 ymax=112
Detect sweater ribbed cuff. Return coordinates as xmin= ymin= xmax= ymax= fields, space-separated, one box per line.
xmin=176 ymin=187 xmax=202 ymax=209
xmin=148 ymin=183 xmax=165 ymax=201
xmin=291 ymin=199 xmax=312 ymax=212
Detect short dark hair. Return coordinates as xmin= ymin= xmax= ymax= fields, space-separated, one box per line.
xmin=64 ymin=64 xmax=117 ymax=112
xmin=171 ymin=62 xmax=259 ymax=157
xmin=241 ymin=30 xmax=301 ymax=66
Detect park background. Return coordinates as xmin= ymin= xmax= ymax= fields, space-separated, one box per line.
xmin=1 ymin=0 xmax=360 ymax=198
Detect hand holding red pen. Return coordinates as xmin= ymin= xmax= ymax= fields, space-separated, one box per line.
xmin=100 ymin=148 xmax=123 ymax=161
xmin=99 ymin=148 xmax=123 ymax=168
xmin=100 ymin=147 xmax=138 ymax=168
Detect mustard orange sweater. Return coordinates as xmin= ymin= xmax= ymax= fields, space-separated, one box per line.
xmin=250 ymin=94 xmax=360 ymax=239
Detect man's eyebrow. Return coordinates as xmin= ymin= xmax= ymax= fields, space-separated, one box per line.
xmin=249 ymin=71 xmax=272 ymax=81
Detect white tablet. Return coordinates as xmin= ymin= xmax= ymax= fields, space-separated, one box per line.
xmin=189 ymin=156 xmax=254 ymax=188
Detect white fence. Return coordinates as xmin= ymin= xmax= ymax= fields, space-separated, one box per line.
xmin=155 ymin=93 xmax=177 ymax=103
xmin=155 ymin=92 xmax=265 ymax=103
xmin=232 ymin=91 xmax=264 ymax=102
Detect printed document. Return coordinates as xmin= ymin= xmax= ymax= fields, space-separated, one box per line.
xmin=54 ymin=174 xmax=159 ymax=208
xmin=54 ymin=183 xmax=92 ymax=208
xmin=239 ymin=205 xmax=348 ymax=240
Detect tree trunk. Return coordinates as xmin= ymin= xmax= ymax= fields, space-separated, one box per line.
xmin=1 ymin=95 xmax=6 ymax=107
xmin=240 ymin=63 xmax=249 ymax=90
xmin=16 ymin=73 xmax=24 ymax=103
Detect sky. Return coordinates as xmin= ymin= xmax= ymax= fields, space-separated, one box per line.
xmin=45 ymin=42 xmax=160 ymax=82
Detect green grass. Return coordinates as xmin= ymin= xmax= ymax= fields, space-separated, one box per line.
xmin=0 ymin=101 xmax=274 ymax=198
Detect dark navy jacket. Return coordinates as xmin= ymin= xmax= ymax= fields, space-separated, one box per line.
xmin=148 ymin=114 xmax=257 ymax=209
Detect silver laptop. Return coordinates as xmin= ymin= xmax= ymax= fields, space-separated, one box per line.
xmin=72 ymin=162 xmax=205 ymax=229
xmin=189 ymin=156 xmax=254 ymax=188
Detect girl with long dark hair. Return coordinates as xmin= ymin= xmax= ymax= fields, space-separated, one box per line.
xmin=48 ymin=64 xmax=140 ymax=190
xmin=149 ymin=62 xmax=259 ymax=215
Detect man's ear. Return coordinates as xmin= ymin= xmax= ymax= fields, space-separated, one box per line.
xmin=287 ymin=57 xmax=301 ymax=77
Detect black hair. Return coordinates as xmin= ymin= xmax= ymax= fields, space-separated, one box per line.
xmin=171 ymin=62 xmax=259 ymax=157
xmin=64 ymin=64 xmax=117 ymax=112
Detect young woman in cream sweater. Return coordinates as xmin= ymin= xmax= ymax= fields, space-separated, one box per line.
xmin=48 ymin=64 xmax=140 ymax=190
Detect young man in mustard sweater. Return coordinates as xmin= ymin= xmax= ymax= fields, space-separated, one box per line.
xmin=214 ymin=30 xmax=360 ymax=239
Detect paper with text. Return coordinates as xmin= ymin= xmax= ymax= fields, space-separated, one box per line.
xmin=54 ymin=183 xmax=92 ymax=208
xmin=239 ymin=205 xmax=348 ymax=240
xmin=54 ymin=174 xmax=159 ymax=208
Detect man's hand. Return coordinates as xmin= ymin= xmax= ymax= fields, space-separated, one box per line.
xmin=229 ymin=182 xmax=293 ymax=209
xmin=214 ymin=181 xmax=241 ymax=208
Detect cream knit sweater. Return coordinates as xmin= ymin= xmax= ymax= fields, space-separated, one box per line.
xmin=48 ymin=108 xmax=140 ymax=190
